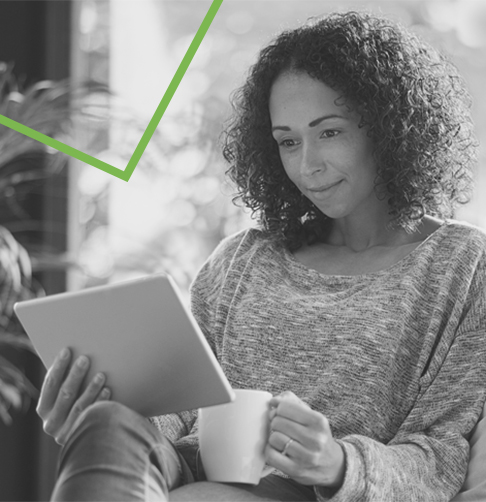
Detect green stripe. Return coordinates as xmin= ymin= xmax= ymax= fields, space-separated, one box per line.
xmin=0 ymin=0 xmax=225 ymax=182
xmin=123 ymin=0 xmax=224 ymax=182
xmin=0 ymin=114 xmax=126 ymax=179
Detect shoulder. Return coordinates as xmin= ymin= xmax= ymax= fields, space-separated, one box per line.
xmin=191 ymin=226 xmax=275 ymax=291
xmin=211 ymin=226 xmax=265 ymax=257
xmin=205 ymin=226 xmax=276 ymax=269
xmin=434 ymin=220 xmax=486 ymax=303
xmin=440 ymin=219 xmax=486 ymax=260
xmin=405 ymin=218 xmax=486 ymax=296
xmin=442 ymin=221 xmax=486 ymax=331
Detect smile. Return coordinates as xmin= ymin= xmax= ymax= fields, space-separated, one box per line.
xmin=307 ymin=180 xmax=343 ymax=194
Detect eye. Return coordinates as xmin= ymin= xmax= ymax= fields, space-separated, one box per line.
xmin=321 ymin=129 xmax=340 ymax=139
xmin=277 ymin=138 xmax=299 ymax=149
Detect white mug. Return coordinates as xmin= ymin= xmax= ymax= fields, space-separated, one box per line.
xmin=198 ymin=389 xmax=274 ymax=484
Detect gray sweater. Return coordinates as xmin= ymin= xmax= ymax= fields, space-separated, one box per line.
xmin=150 ymin=219 xmax=486 ymax=501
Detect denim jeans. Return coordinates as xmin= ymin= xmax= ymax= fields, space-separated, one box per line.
xmin=51 ymin=401 xmax=317 ymax=501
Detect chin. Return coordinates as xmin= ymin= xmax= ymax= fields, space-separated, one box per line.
xmin=314 ymin=205 xmax=349 ymax=220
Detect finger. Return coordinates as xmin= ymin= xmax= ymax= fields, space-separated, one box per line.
xmin=44 ymin=355 xmax=91 ymax=436
xmin=264 ymin=441 xmax=298 ymax=476
xmin=56 ymin=375 xmax=109 ymax=445
xmin=271 ymin=414 xmax=307 ymax=445
xmin=269 ymin=407 xmax=278 ymax=420
xmin=274 ymin=399 xmax=316 ymax=426
xmin=269 ymin=391 xmax=299 ymax=408
xmin=96 ymin=387 xmax=111 ymax=402
xmin=37 ymin=348 xmax=72 ymax=417
xmin=271 ymin=412 xmax=329 ymax=451
xmin=268 ymin=430 xmax=299 ymax=455
xmin=77 ymin=372 xmax=107 ymax=406
xmin=55 ymin=388 xmax=111 ymax=446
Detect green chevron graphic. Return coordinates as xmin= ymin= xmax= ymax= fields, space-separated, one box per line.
xmin=0 ymin=0 xmax=224 ymax=182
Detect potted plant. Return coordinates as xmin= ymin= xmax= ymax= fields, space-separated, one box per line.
xmin=0 ymin=61 xmax=92 ymax=425
xmin=0 ymin=228 xmax=38 ymax=425
xmin=0 ymin=60 xmax=165 ymax=424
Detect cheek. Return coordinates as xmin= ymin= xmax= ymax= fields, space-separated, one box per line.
xmin=360 ymin=156 xmax=379 ymax=187
xmin=281 ymin=156 xmax=301 ymax=184
xmin=345 ymin=147 xmax=377 ymax=186
xmin=358 ymin=140 xmax=377 ymax=174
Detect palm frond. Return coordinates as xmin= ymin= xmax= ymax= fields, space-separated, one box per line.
xmin=0 ymin=63 xmax=112 ymax=189
xmin=0 ymin=354 xmax=38 ymax=396
xmin=0 ymin=332 xmax=35 ymax=352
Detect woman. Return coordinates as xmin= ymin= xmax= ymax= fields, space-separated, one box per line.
xmin=38 ymin=11 xmax=485 ymax=502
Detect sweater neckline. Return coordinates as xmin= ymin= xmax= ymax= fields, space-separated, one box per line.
xmin=281 ymin=219 xmax=451 ymax=281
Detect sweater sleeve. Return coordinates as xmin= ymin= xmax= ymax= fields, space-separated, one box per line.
xmin=148 ymin=411 xmax=197 ymax=443
xmin=189 ymin=229 xmax=255 ymax=358
xmin=316 ymin=261 xmax=486 ymax=502
xmin=149 ymin=229 xmax=252 ymax=440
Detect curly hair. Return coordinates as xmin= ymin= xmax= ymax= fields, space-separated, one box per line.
xmin=222 ymin=11 xmax=477 ymax=251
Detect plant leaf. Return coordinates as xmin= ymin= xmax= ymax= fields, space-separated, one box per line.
xmin=0 ymin=332 xmax=34 ymax=352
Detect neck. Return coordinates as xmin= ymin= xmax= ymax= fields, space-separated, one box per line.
xmin=326 ymin=206 xmax=408 ymax=252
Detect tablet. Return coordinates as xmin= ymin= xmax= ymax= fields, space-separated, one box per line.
xmin=14 ymin=274 xmax=234 ymax=417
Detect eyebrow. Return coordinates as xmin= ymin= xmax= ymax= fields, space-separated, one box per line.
xmin=271 ymin=114 xmax=347 ymax=132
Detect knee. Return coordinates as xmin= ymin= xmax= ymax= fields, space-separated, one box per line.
xmin=70 ymin=401 xmax=145 ymax=441
xmin=80 ymin=401 xmax=138 ymax=426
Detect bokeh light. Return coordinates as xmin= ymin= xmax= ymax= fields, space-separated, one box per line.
xmin=71 ymin=0 xmax=486 ymax=294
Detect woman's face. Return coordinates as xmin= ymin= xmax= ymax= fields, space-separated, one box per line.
xmin=269 ymin=71 xmax=380 ymax=222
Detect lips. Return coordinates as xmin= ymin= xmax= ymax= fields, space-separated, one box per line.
xmin=307 ymin=180 xmax=342 ymax=192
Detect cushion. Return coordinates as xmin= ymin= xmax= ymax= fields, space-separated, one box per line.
xmin=450 ymin=400 xmax=486 ymax=501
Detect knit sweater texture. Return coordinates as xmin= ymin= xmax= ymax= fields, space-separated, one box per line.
xmin=149 ymin=219 xmax=486 ymax=501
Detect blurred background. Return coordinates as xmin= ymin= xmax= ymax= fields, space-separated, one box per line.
xmin=0 ymin=0 xmax=484 ymax=499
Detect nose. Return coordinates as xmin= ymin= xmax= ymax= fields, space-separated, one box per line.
xmin=300 ymin=143 xmax=324 ymax=178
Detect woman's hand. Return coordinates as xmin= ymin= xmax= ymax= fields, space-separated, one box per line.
xmin=265 ymin=391 xmax=345 ymax=488
xmin=36 ymin=348 xmax=111 ymax=446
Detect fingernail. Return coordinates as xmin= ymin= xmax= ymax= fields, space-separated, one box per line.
xmin=61 ymin=348 xmax=70 ymax=359
xmin=101 ymin=388 xmax=111 ymax=398
xmin=77 ymin=356 xmax=88 ymax=368
xmin=94 ymin=373 xmax=105 ymax=384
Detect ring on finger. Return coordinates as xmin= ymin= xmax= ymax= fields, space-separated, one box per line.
xmin=281 ymin=438 xmax=294 ymax=456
